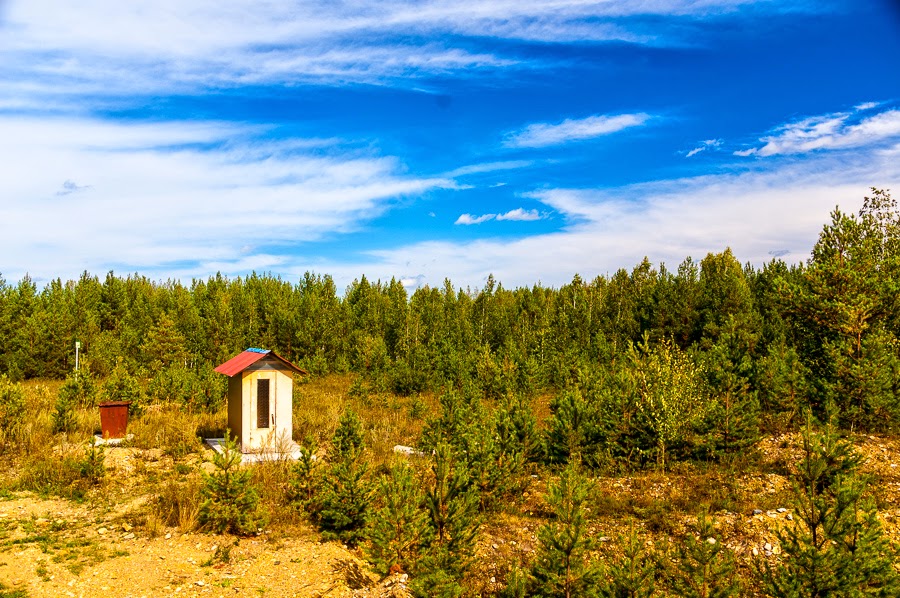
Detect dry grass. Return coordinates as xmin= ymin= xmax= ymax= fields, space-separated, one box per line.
xmin=293 ymin=374 xmax=440 ymax=467
xmin=4 ymin=375 xmax=900 ymax=596
xmin=147 ymin=475 xmax=202 ymax=534
xmin=129 ymin=406 xmax=218 ymax=459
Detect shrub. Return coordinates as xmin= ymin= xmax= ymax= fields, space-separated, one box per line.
xmin=316 ymin=410 xmax=373 ymax=546
xmin=367 ymin=461 xmax=430 ymax=576
xmin=289 ymin=437 xmax=320 ymax=514
xmin=600 ymin=525 xmax=658 ymax=598
xmin=0 ymin=375 xmax=26 ymax=453
xmin=669 ymin=508 xmax=740 ymax=598
xmin=79 ymin=437 xmax=106 ymax=486
xmin=53 ymin=373 xmax=92 ymax=434
xmin=58 ymin=370 xmax=97 ymax=407
xmin=529 ymin=461 xmax=602 ymax=597
xmin=411 ymin=443 xmax=481 ymax=598
xmin=761 ymin=418 xmax=900 ymax=596
xmin=629 ymin=336 xmax=706 ymax=470
xmin=199 ymin=431 xmax=263 ymax=535
xmin=102 ymin=365 xmax=144 ymax=416
xmin=421 ymin=389 xmax=529 ymax=508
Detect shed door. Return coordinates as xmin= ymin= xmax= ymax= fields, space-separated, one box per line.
xmin=256 ymin=378 xmax=270 ymax=429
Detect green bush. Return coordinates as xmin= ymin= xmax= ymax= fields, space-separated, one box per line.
xmin=288 ymin=437 xmax=320 ymax=514
xmin=103 ymin=365 xmax=144 ymax=416
xmin=761 ymin=418 xmax=900 ymax=596
xmin=411 ymin=443 xmax=481 ymax=598
xmin=367 ymin=461 xmax=430 ymax=575
xmin=529 ymin=462 xmax=602 ymax=597
xmin=0 ymin=375 xmax=26 ymax=453
xmin=54 ymin=371 xmax=93 ymax=434
xmin=316 ymin=410 xmax=373 ymax=546
xmin=669 ymin=508 xmax=740 ymax=598
xmin=199 ymin=431 xmax=263 ymax=535
xmin=600 ymin=525 xmax=658 ymax=598
xmin=58 ymin=370 xmax=97 ymax=407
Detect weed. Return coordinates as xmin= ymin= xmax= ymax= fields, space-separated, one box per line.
xmin=0 ymin=581 xmax=28 ymax=598
xmin=149 ymin=476 xmax=201 ymax=533
xmin=35 ymin=560 xmax=50 ymax=581
xmin=202 ymin=540 xmax=236 ymax=567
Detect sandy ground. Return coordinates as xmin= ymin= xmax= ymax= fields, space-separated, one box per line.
xmin=0 ymin=496 xmax=394 ymax=598
xmin=3 ymin=432 xmax=900 ymax=597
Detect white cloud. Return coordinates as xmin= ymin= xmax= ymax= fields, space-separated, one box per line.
xmin=685 ymin=138 xmax=722 ymax=157
xmin=455 ymin=207 xmax=544 ymax=225
xmin=0 ymin=114 xmax=451 ymax=281
xmin=347 ymin=145 xmax=900 ymax=290
xmin=496 ymin=208 xmax=542 ymax=221
xmin=505 ymin=113 xmax=651 ymax=148
xmin=447 ymin=160 xmax=533 ymax=177
xmin=0 ymin=0 xmax=805 ymax=100
xmin=855 ymin=101 xmax=879 ymax=111
xmin=455 ymin=213 xmax=496 ymax=225
xmin=736 ymin=107 xmax=900 ymax=157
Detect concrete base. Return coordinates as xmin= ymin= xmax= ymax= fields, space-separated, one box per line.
xmin=93 ymin=434 xmax=134 ymax=446
xmin=204 ymin=438 xmax=306 ymax=464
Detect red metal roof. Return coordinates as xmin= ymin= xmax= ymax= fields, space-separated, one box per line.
xmin=214 ymin=348 xmax=308 ymax=377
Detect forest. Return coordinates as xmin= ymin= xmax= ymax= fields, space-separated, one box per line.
xmin=0 ymin=189 xmax=899 ymax=597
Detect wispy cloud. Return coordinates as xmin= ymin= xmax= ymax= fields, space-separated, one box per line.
xmin=0 ymin=1 xmax=812 ymax=101
xmin=497 ymin=208 xmax=542 ymax=221
xmin=0 ymin=114 xmax=451 ymax=280
xmin=356 ymin=143 xmax=900 ymax=290
xmin=56 ymin=179 xmax=92 ymax=196
xmin=447 ymin=160 xmax=533 ymax=177
xmin=455 ymin=207 xmax=544 ymax=225
xmin=685 ymin=138 xmax=722 ymax=157
xmin=504 ymin=113 xmax=651 ymax=148
xmin=735 ymin=106 xmax=900 ymax=156
xmin=456 ymin=213 xmax=496 ymax=225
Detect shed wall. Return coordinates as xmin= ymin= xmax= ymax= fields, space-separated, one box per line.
xmin=227 ymin=375 xmax=243 ymax=447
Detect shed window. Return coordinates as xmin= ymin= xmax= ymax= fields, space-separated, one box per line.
xmin=257 ymin=379 xmax=270 ymax=429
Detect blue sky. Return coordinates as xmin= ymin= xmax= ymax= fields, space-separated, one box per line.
xmin=2 ymin=0 xmax=900 ymax=292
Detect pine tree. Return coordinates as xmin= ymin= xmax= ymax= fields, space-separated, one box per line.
xmin=367 ymin=461 xmax=430 ymax=576
xmin=411 ymin=442 xmax=481 ymax=598
xmin=316 ymin=409 xmax=373 ymax=546
xmin=762 ymin=417 xmax=900 ymax=596
xmin=102 ymin=364 xmax=144 ymax=416
xmin=669 ymin=508 xmax=740 ymax=598
xmin=530 ymin=461 xmax=602 ymax=598
xmin=0 ymin=375 xmax=26 ymax=453
xmin=199 ymin=431 xmax=263 ymax=535
xmin=600 ymin=525 xmax=657 ymax=598
xmin=785 ymin=190 xmax=900 ymax=430
xmin=52 ymin=388 xmax=77 ymax=434
xmin=696 ymin=316 xmax=761 ymax=460
xmin=288 ymin=436 xmax=320 ymax=515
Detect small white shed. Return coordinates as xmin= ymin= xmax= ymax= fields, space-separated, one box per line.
xmin=214 ymin=348 xmax=307 ymax=454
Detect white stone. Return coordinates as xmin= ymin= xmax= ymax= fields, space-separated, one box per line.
xmin=393 ymin=445 xmax=424 ymax=456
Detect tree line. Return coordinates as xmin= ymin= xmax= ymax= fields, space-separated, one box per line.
xmin=2 ymin=189 xmax=899 ymax=439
